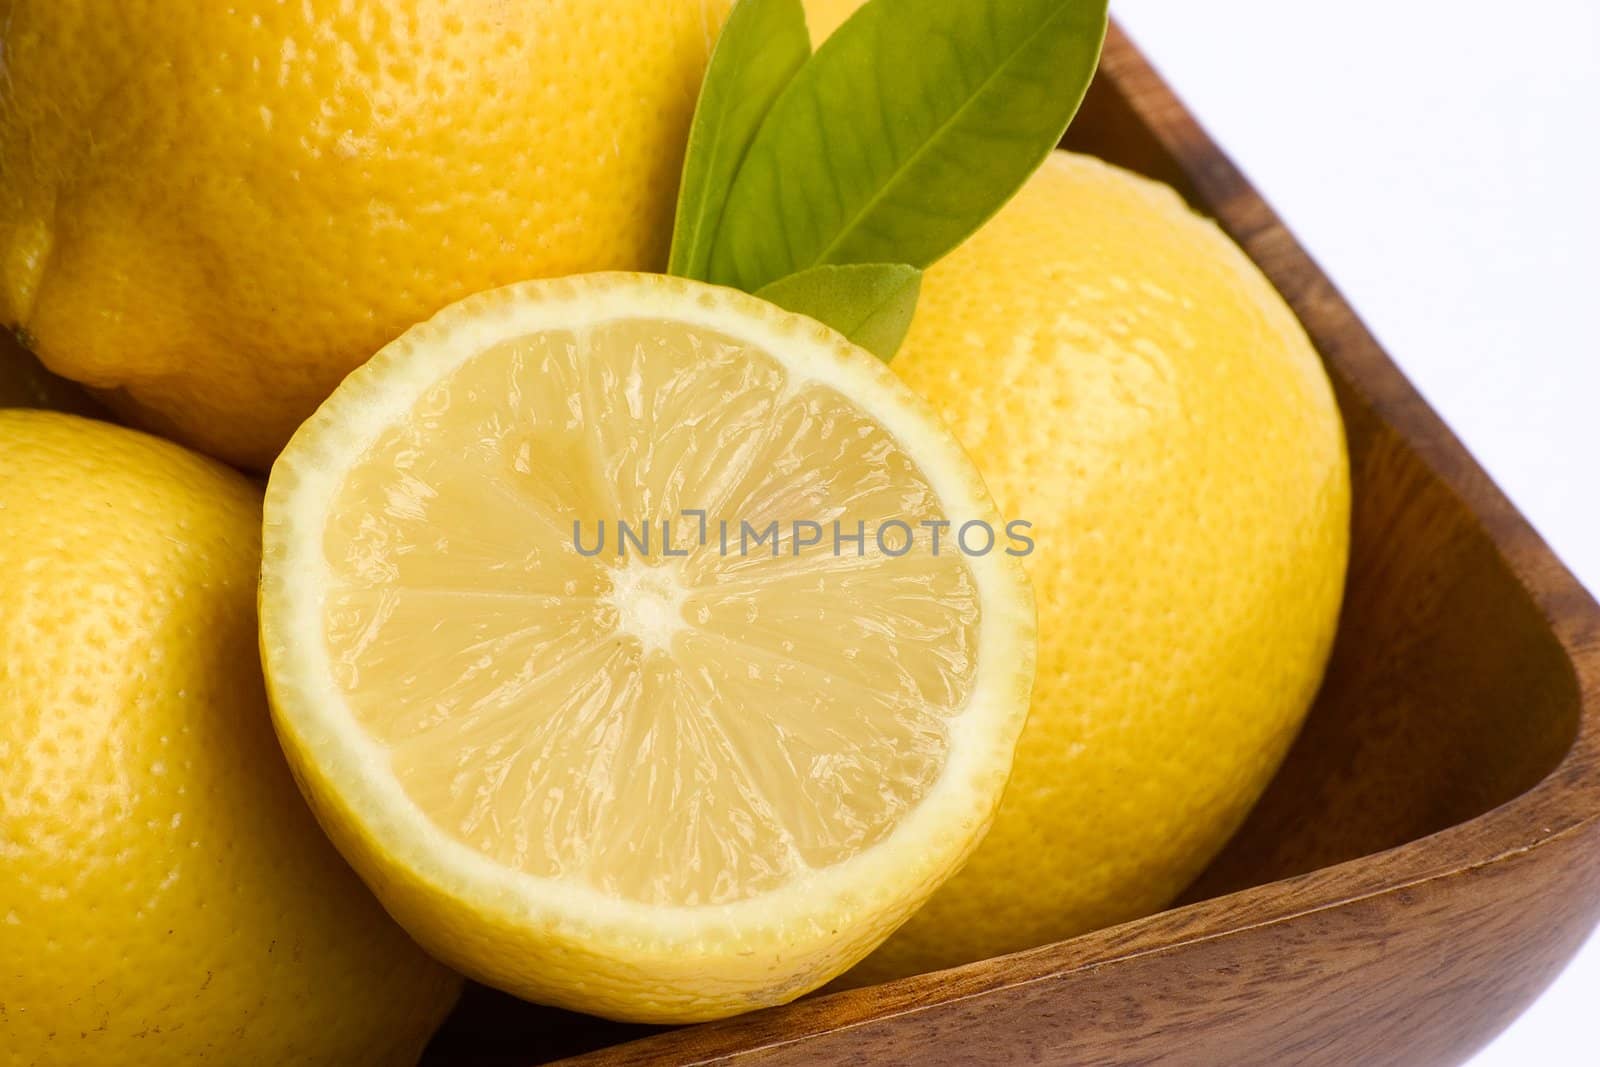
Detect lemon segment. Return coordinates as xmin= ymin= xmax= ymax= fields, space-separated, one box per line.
xmin=261 ymin=272 xmax=1035 ymax=1022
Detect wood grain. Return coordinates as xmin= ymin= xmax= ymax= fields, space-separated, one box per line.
xmin=422 ymin=24 xmax=1600 ymax=1067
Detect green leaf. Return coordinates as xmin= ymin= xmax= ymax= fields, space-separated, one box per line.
xmin=666 ymin=0 xmax=811 ymax=280
xmin=707 ymin=0 xmax=1109 ymax=293
xmin=756 ymin=263 xmax=922 ymax=361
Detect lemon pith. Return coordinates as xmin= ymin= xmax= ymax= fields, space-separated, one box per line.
xmin=261 ymin=272 xmax=1036 ymax=1022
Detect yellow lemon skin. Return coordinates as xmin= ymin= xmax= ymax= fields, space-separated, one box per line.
xmin=0 ymin=411 xmax=461 ymax=1065
xmin=800 ymin=0 xmax=863 ymax=40
xmin=0 ymin=1 xmax=732 ymax=470
xmin=849 ymin=152 xmax=1350 ymax=982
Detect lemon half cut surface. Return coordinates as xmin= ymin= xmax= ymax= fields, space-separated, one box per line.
xmin=260 ymin=272 xmax=1037 ymax=1022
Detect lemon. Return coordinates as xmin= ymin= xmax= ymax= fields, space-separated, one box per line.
xmin=0 ymin=411 xmax=460 ymax=1065
xmin=0 ymin=0 xmax=733 ymax=470
xmin=800 ymin=0 xmax=862 ymax=40
xmin=259 ymin=272 xmax=1036 ymax=1023
xmin=839 ymin=151 xmax=1350 ymax=983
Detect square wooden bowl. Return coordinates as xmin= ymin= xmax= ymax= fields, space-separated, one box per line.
xmin=423 ymin=24 xmax=1600 ymax=1067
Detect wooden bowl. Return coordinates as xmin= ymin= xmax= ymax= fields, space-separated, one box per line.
xmin=422 ymin=24 xmax=1600 ymax=1067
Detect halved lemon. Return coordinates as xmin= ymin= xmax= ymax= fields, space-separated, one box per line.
xmin=260 ymin=273 xmax=1036 ymax=1022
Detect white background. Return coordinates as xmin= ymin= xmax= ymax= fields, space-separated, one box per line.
xmin=1113 ymin=1 xmax=1600 ymax=1063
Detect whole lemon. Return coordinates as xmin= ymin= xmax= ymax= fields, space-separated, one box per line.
xmin=0 ymin=411 xmax=461 ymax=1065
xmin=0 ymin=1 xmax=732 ymax=469
xmin=852 ymin=152 xmax=1350 ymax=982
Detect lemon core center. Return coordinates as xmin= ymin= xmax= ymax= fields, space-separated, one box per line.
xmin=608 ymin=560 xmax=688 ymax=657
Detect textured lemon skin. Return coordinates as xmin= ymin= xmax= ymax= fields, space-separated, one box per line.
xmin=0 ymin=0 xmax=732 ymax=469
xmin=0 ymin=412 xmax=460 ymax=1066
xmin=799 ymin=0 xmax=862 ymax=39
xmin=260 ymin=273 xmax=1037 ymax=1024
xmin=845 ymin=152 xmax=1351 ymax=982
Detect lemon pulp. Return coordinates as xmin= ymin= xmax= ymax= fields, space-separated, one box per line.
xmin=319 ymin=320 xmax=981 ymax=907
